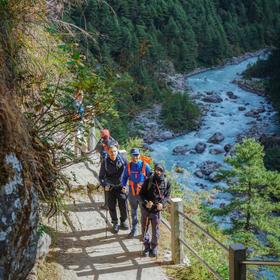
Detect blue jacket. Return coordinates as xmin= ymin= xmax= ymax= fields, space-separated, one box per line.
xmin=122 ymin=160 xmax=151 ymax=187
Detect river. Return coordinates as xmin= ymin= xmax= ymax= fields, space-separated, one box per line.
xmin=151 ymin=55 xmax=279 ymax=213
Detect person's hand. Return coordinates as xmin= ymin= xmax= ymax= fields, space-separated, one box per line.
xmin=105 ymin=185 xmax=110 ymax=191
xmin=146 ymin=201 xmax=153 ymax=209
xmin=121 ymin=187 xmax=127 ymax=193
xmin=156 ymin=203 xmax=163 ymax=211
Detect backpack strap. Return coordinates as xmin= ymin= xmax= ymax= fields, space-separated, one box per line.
xmin=147 ymin=174 xmax=154 ymax=192
xmin=128 ymin=162 xmax=131 ymax=176
xmin=141 ymin=161 xmax=146 ymax=177
xmin=104 ymin=153 xmax=108 ymax=172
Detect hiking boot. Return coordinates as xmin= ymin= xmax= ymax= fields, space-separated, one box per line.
xmin=100 ymin=204 xmax=108 ymax=210
xmin=112 ymin=223 xmax=119 ymax=233
xmin=127 ymin=229 xmax=137 ymax=238
xmin=149 ymin=249 xmax=158 ymax=258
xmin=120 ymin=221 xmax=129 ymax=230
xmin=142 ymin=248 xmax=150 ymax=257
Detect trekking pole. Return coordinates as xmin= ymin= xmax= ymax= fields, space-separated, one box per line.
xmin=142 ymin=215 xmax=150 ymax=254
xmin=105 ymin=188 xmax=109 ymax=238
xmin=126 ymin=200 xmax=132 ymax=230
xmin=105 ymin=207 xmax=108 ymax=238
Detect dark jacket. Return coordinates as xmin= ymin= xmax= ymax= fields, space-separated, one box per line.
xmin=99 ymin=153 xmax=127 ymax=187
xmin=140 ymin=173 xmax=171 ymax=212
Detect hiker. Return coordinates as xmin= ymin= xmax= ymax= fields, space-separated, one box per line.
xmin=95 ymin=128 xmax=119 ymax=209
xmin=95 ymin=129 xmax=119 ymax=160
xmin=122 ymin=148 xmax=151 ymax=238
xmin=73 ymin=89 xmax=86 ymax=156
xmin=99 ymin=144 xmax=129 ymax=233
xmin=139 ymin=163 xmax=171 ymax=257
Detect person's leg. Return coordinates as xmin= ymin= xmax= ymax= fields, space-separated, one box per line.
xmin=150 ymin=212 xmax=161 ymax=257
xmin=141 ymin=207 xmax=151 ymax=254
xmin=118 ymin=191 xmax=128 ymax=229
xmin=128 ymin=193 xmax=138 ymax=237
xmin=107 ymin=190 xmax=119 ymax=233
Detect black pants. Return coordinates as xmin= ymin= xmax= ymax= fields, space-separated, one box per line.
xmin=107 ymin=187 xmax=128 ymax=224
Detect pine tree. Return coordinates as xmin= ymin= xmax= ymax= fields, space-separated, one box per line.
xmin=213 ymin=139 xmax=280 ymax=255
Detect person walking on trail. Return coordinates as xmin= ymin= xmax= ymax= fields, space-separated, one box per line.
xmin=73 ymin=89 xmax=86 ymax=156
xmin=95 ymin=128 xmax=119 ymax=209
xmin=95 ymin=129 xmax=119 ymax=159
xmin=99 ymin=144 xmax=129 ymax=233
xmin=122 ymin=148 xmax=151 ymax=238
xmin=139 ymin=163 xmax=171 ymax=257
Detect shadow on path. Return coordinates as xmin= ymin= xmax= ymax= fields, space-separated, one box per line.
xmin=51 ymin=193 xmax=168 ymax=280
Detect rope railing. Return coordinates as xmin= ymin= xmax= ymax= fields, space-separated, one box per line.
xmin=242 ymin=260 xmax=280 ymax=266
xmin=178 ymin=210 xmax=229 ymax=253
xmin=168 ymin=198 xmax=280 ymax=280
xmin=178 ymin=236 xmax=224 ymax=280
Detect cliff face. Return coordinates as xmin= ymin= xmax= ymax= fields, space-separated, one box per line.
xmin=0 ymin=2 xmax=42 ymax=279
xmin=0 ymin=93 xmax=39 ymax=280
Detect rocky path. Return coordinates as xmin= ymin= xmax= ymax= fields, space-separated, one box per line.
xmin=51 ymin=154 xmax=169 ymax=280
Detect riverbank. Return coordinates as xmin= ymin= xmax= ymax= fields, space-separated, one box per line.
xmin=232 ymin=79 xmax=266 ymax=97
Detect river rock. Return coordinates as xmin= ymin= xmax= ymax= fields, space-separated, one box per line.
xmin=199 ymin=160 xmax=222 ymax=176
xmin=207 ymin=132 xmax=225 ymax=144
xmin=209 ymin=148 xmax=224 ymax=155
xmin=143 ymin=143 xmax=154 ymax=151
xmin=172 ymin=145 xmax=189 ymax=155
xmin=174 ymin=166 xmax=184 ymax=173
xmin=194 ymin=170 xmax=204 ymax=178
xmin=195 ymin=142 xmax=206 ymax=153
xmin=202 ymin=94 xmax=223 ymax=103
xmin=226 ymin=91 xmax=238 ymax=99
xmin=209 ymin=172 xmax=221 ymax=182
xmin=238 ymin=106 xmax=246 ymax=111
xmin=195 ymin=183 xmax=208 ymax=189
xmin=144 ymin=135 xmax=154 ymax=144
xmin=158 ymin=131 xmax=173 ymax=140
xmin=224 ymin=144 xmax=232 ymax=153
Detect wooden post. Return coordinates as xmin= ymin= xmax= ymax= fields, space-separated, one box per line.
xmin=171 ymin=198 xmax=184 ymax=264
xmin=229 ymin=243 xmax=246 ymax=280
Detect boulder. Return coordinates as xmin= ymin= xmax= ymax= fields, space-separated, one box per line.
xmin=202 ymin=94 xmax=223 ymax=103
xmin=194 ymin=170 xmax=204 ymax=178
xmin=207 ymin=132 xmax=225 ymax=144
xmin=143 ymin=143 xmax=154 ymax=151
xmin=208 ymin=172 xmax=221 ymax=182
xmin=195 ymin=142 xmax=206 ymax=153
xmin=238 ymin=106 xmax=246 ymax=111
xmin=172 ymin=145 xmax=189 ymax=155
xmin=158 ymin=131 xmax=173 ymax=140
xmin=226 ymin=91 xmax=238 ymax=99
xmin=174 ymin=166 xmax=184 ymax=173
xmin=199 ymin=160 xmax=222 ymax=176
xmin=224 ymin=144 xmax=232 ymax=153
xmin=209 ymin=148 xmax=224 ymax=155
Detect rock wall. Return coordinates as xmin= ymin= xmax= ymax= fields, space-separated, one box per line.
xmin=0 ymin=94 xmax=39 ymax=280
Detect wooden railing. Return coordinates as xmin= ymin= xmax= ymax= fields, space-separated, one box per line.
xmin=164 ymin=198 xmax=280 ymax=280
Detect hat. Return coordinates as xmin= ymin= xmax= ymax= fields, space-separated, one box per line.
xmin=130 ymin=148 xmax=140 ymax=156
xmin=155 ymin=163 xmax=165 ymax=173
xmin=101 ymin=129 xmax=110 ymax=140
